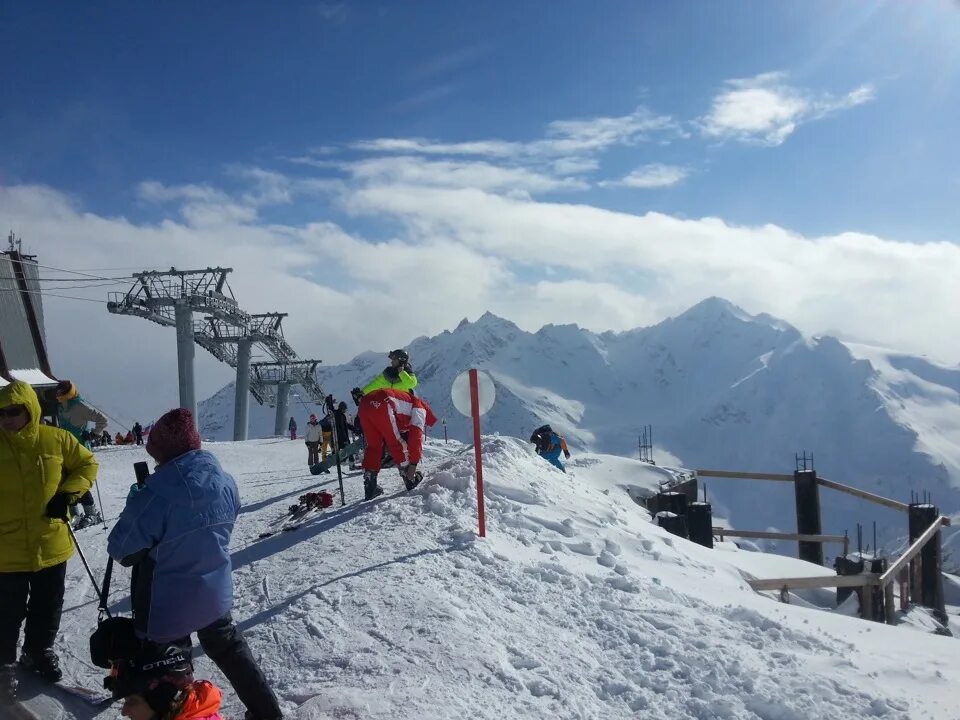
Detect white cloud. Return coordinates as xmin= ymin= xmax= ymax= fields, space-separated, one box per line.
xmin=351 ymin=106 xmax=680 ymax=161
xmin=603 ymin=163 xmax=689 ymax=189
xmin=540 ymin=106 xmax=681 ymax=154
xmin=316 ymin=2 xmax=347 ymax=22
xmin=341 ymin=156 xmax=587 ymax=194
xmin=5 ymin=133 xmax=954 ymax=426
xmin=350 ymin=137 xmax=519 ymax=158
xmin=701 ymin=72 xmax=875 ymax=145
xmin=550 ymin=157 xmax=600 ymax=175
xmin=137 ymin=181 xmax=229 ymax=204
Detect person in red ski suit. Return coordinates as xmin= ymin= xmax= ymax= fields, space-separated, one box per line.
xmin=358 ymin=388 xmax=436 ymax=500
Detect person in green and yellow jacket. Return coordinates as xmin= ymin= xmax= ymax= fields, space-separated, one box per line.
xmin=361 ymin=349 xmax=417 ymax=395
xmin=0 ymin=381 xmax=98 ymax=700
xmin=54 ymin=380 xmax=106 ymax=527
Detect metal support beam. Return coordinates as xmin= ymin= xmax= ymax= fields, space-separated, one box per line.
xmin=233 ymin=337 xmax=253 ymax=441
xmin=174 ymin=302 xmax=196 ymax=416
xmin=275 ymin=381 xmax=290 ymax=437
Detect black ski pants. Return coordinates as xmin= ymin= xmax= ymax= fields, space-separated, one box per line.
xmin=306 ymin=441 xmax=320 ymax=466
xmin=154 ymin=614 xmax=281 ymax=719
xmin=0 ymin=562 xmax=67 ymax=664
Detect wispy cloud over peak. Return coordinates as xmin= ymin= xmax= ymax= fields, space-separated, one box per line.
xmin=701 ymin=72 xmax=875 ymax=146
xmin=602 ymin=163 xmax=690 ymax=189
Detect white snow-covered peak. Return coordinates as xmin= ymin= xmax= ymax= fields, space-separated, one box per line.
xmin=453 ymin=311 xmax=521 ymax=334
xmin=200 ymin=297 xmax=960 ymax=540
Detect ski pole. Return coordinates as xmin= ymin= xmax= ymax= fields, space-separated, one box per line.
xmin=93 ymin=475 xmax=108 ymax=529
xmin=66 ymin=522 xmax=109 ymax=611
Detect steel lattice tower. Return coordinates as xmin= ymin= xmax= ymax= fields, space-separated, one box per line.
xmin=107 ymin=267 xmax=325 ymax=439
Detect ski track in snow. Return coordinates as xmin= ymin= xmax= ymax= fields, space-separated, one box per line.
xmin=41 ymin=438 xmax=959 ymax=719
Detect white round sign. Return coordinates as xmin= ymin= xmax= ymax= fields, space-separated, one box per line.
xmin=451 ymin=369 xmax=496 ymax=417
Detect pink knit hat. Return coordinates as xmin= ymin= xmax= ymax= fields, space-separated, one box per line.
xmin=146 ymin=409 xmax=201 ymax=464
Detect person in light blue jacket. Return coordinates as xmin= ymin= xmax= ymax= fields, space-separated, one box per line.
xmin=107 ymin=408 xmax=282 ymax=720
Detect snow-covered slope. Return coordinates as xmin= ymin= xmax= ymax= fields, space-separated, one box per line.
xmin=198 ymin=297 xmax=960 ymax=542
xmin=45 ymin=437 xmax=959 ymax=720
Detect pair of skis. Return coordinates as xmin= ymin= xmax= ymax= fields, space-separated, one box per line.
xmin=257 ymin=493 xmax=333 ymax=538
xmin=2 ymin=676 xmax=112 ymax=719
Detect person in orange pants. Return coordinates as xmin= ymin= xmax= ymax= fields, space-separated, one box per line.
xmin=358 ymin=388 xmax=436 ymax=500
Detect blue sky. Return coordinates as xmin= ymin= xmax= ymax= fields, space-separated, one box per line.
xmin=5 ymin=1 xmax=958 ymax=239
xmin=2 ymin=1 xmax=960 ymax=421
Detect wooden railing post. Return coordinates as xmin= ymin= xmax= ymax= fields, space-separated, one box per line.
xmin=884 ymin=583 xmax=896 ymax=625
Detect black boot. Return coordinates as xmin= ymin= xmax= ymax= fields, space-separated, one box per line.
xmin=19 ymin=649 xmax=62 ymax=682
xmin=0 ymin=663 xmax=17 ymax=702
xmin=363 ymin=471 xmax=384 ymax=501
xmin=401 ymin=464 xmax=423 ymax=491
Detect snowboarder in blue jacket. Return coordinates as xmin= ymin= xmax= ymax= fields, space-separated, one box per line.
xmin=530 ymin=425 xmax=571 ymax=473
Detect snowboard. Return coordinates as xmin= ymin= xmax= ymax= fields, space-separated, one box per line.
xmin=310 ymin=438 xmax=365 ymax=475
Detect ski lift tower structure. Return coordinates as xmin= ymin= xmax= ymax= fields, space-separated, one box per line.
xmin=108 ymin=266 xmax=328 ymax=440
xmin=250 ymin=360 xmax=325 ymax=436
xmin=107 ymin=267 xmax=241 ymax=419
xmin=192 ymin=312 xmax=298 ymax=440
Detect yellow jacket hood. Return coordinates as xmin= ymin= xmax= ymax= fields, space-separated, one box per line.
xmin=0 ymin=380 xmax=43 ymax=443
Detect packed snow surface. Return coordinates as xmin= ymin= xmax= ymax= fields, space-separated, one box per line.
xmin=38 ymin=436 xmax=960 ymax=719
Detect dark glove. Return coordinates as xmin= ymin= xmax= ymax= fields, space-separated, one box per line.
xmin=403 ymin=362 xmax=413 ymax=374
xmin=564 ymin=450 xmax=571 ymax=459
xmin=46 ymin=492 xmax=75 ymax=520
xmin=383 ymin=365 xmax=400 ymax=382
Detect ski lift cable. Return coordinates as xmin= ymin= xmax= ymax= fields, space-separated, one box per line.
xmin=31 ymin=277 xmax=132 ymax=284
xmin=16 ymin=260 xmax=125 ymax=282
xmin=0 ymin=287 xmax=107 ymax=304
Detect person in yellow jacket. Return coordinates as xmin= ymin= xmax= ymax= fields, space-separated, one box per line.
xmin=0 ymin=381 xmax=98 ymax=700
xmin=361 ymin=349 xmax=418 ymax=395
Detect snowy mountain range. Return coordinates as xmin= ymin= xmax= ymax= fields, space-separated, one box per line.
xmin=198 ymin=297 xmax=960 ymax=543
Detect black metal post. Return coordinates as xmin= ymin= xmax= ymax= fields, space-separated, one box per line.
xmin=687 ymin=502 xmax=713 ymax=548
xmin=909 ymin=503 xmax=945 ymax=622
xmin=794 ymin=470 xmax=823 ymax=565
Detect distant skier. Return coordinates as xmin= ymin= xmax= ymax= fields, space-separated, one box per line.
xmin=0 ymin=381 xmax=98 ymax=699
xmin=288 ymin=416 xmax=297 ymax=441
xmin=107 ymin=408 xmax=283 ymax=720
xmin=133 ymin=421 xmax=144 ymax=445
xmin=319 ymin=411 xmax=334 ymax=460
xmin=361 ymin=349 xmax=418 ymax=395
xmin=530 ymin=424 xmax=570 ymax=473
xmin=358 ymin=388 xmax=437 ymax=499
xmin=333 ymin=401 xmax=356 ymax=469
xmin=54 ymin=380 xmax=105 ymax=527
xmin=350 ymin=388 xmax=365 ymax=436
xmin=304 ymin=413 xmax=322 ymax=467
